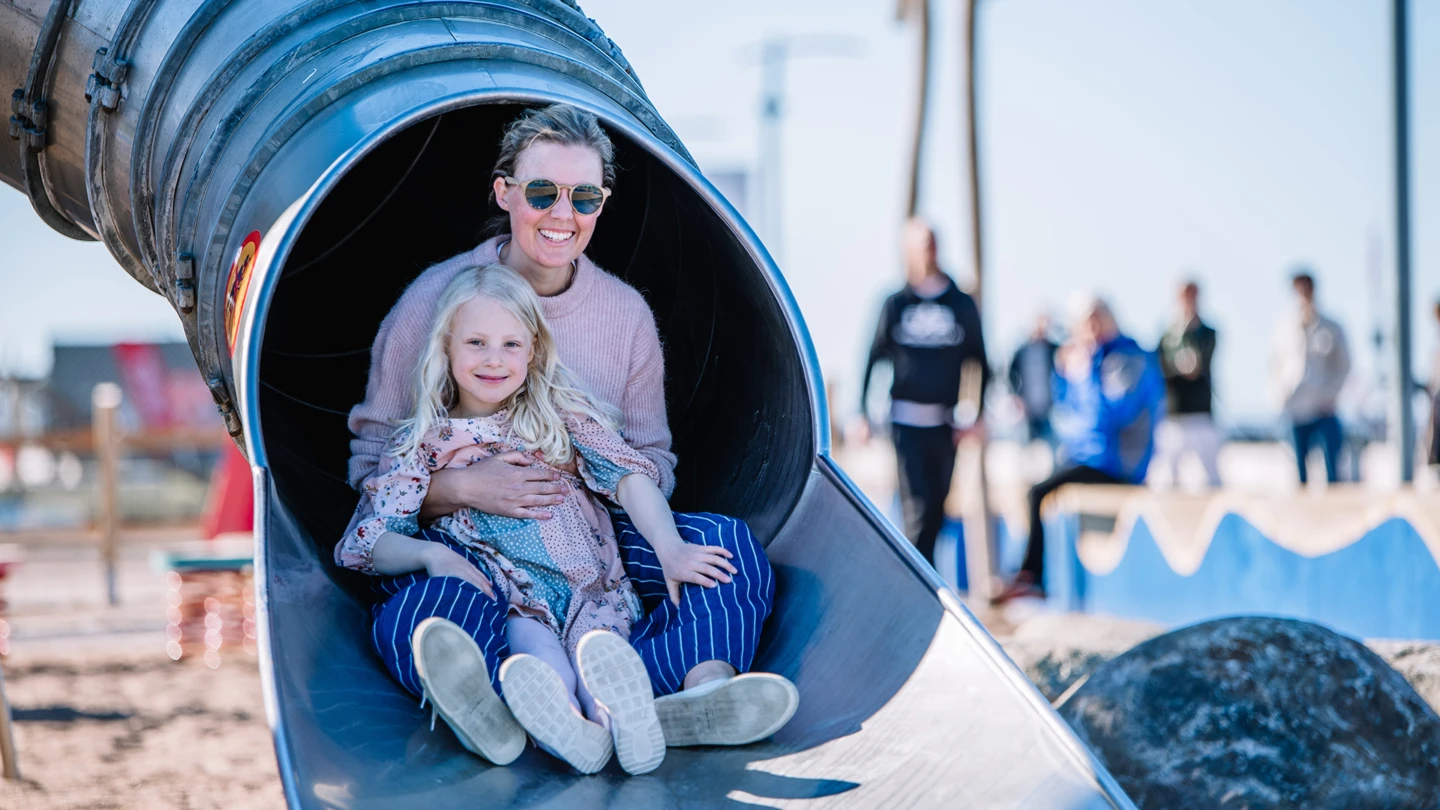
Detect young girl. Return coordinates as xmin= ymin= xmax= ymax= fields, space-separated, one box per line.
xmin=336 ymin=264 xmax=738 ymax=775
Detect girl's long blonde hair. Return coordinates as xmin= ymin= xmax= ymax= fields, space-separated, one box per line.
xmin=392 ymin=264 xmax=621 ymax=461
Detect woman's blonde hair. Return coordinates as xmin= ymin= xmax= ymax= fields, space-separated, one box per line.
xmin=392 ymin=264 xmax=621 ymax=461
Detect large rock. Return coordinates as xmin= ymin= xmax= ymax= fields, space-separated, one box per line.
xmin=1058 ymin=617 xmax=1440 ymax=809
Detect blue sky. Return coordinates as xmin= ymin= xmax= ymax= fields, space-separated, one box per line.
xmin=1 ymin=0 xmax=1435 ymax=425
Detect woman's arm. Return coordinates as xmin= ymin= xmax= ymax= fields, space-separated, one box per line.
xmin=618 ymin=306 xmax=678 ymax=496
xmin=419 ymin=453 xmax=566 ymax=521
xmin=615 ymin=473 xmax=736 ymax=606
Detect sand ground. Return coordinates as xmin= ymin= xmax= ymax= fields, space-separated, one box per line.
xmin=0 ymin=636 xmax=283 ymax=810
xmin=0 ymin=541 xmax=283 ymax=809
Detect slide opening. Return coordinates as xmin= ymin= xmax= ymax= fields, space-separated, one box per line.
xmin=253 ymin=102 xmax=815 ymax=590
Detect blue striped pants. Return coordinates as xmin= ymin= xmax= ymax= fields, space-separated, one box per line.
xmin=367 ymin=512 xmax=774 ymax=699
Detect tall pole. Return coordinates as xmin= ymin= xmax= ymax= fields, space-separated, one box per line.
xmin=752 ymin=37 xmax=859 ymax=265
xmin=759 ymin=39 xmax=787 ymax=263
xmin=1393 ymin=0 xmax=1415 ymax=482
xmin=964 ymin=0 xmax=984 ymax=306
xmin=898 ymin=0 xmax=932 ymax=217
xmin=959 ymin=0 xmax=995 ymax=602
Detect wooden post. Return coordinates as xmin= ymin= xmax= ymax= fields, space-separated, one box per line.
xmin=93 ymin=383 xmax=123 ymax=607
xmin=956 ymin=359 xmax=994 ymax=602
xmin=958 ymin=0 xmax=999 ymax=603
xmin=0 ymin=666 xmax=17 ymax=780
xmin=897 ymin=0 xmax=932 ymax=217
xmin=963 ymin=0 xmax=985 ymax=306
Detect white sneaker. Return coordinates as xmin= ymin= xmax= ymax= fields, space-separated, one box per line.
xmin=575 ymin=631 xmax=666 ymax=775
xmin=499 ymin=653 xmax=613 ymax=774
xmin=411 ymin=617 xmax=526 ymax=765
xmin=654 ymin=672 xmax=799 ymax=747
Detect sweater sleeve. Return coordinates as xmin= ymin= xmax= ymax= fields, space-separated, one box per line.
xmin=619 ymin=302 xmax=677 ymax=497
xmin=860 ymin=296 xmax=895 ymax=414
xmin=567 ymin=414 xmax=662 ymax=499
xmin=336 ymin=431 xmax=430 ymax=574
xmin=346 ymin=251 xmax=479 ymax=489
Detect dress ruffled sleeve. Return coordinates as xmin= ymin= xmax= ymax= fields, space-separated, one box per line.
xmin=335 ymin=429 xmax=431 ymax=574
xmin=567 ymin=414 xmax=662 ymax=500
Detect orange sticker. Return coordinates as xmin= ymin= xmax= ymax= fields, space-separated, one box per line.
xmin=224 ymin=230 xmax=262 ymax=355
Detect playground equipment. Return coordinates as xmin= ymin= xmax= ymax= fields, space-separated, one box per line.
xmin=2 ymin=1 xmax=1135 ymax=806
xmin=1043 ymin=485 xmax=1440 ymax=641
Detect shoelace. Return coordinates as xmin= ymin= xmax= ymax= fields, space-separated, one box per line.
xmin=418 ymin=692 xmax=438 ymax=731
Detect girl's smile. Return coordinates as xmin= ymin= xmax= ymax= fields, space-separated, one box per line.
xmin=448 ymin=295 xmax=533 ymax=417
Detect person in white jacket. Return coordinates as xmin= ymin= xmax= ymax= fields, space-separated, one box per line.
xmin=1270 ymin=271 xmax=1350 ymax=484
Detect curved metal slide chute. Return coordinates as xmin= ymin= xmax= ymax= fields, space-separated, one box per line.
xmin=0 ymin=1 xmax=1134 ymax=806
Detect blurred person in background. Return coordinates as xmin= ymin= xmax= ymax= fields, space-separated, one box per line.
xmin=1008 ymin=313 xmax=1059 ymax=447
xmin=1271 ymin=270 xmax=1349 ymax=484
xmin=1154 ymin=280 xmax=1221 ymax=488
xmin=856 ymin=218 xmax=989 ymax=568
xmin=993 ymin=294 xmax=1164 ymax=603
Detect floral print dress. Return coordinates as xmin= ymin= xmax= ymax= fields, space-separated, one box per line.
xmin=336 ymin=411 xmax=658 ymax=656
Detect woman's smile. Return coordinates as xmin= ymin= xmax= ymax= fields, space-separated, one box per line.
xmin=493 ymin=142 xmax=604 ymax=292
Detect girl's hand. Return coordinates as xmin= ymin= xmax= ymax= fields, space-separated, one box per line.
xmin=422 ymin=544 xmax=497 ymax=600
xmin=652 ymin=538 xmax=738 ymax=606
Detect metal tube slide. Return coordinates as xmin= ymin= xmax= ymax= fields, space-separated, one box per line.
xmin=2 ymin=1 xmax=1134 ymax=806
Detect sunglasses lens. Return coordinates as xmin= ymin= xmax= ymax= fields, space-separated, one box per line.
xmin=571 ymin=185 xmax=606 ymax=215
xmin=524 ymin=180 xmax=559 ymax=210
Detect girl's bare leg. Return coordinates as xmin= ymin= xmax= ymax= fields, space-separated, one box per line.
xmin=683 ymin=660 xmax=737 ymax=690
xmin=500 ymin=616 xmax=613 ymax=773
xmin=505 ymin=617 xmax=586 ymax=716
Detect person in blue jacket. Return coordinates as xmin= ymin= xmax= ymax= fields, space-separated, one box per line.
xmin=993 ymin=293 xmax=1165 ymax=603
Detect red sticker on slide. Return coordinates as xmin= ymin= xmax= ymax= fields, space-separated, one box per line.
xmin=224 ymin=230 xmax=262 ymax=356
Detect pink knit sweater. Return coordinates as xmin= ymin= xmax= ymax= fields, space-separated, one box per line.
xmin=346 ymin=236 xmax=676 ymax=495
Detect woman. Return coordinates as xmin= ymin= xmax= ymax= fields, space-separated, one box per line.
xmin=346 ymin=104 xmax=798 ymax=758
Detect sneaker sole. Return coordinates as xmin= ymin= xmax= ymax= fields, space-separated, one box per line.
xmin=500 ymin=654 xmax=613 ymax=774
xmin=576 ymin=631 xmax=666 ymax=775
xmin=654 ymin=673 xmax=800 ymax=747
xmin=412 ymin=617 xmax=526 ymax=765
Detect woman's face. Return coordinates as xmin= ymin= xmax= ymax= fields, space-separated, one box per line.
xmin=493 ymin=141 xmax=606 ymax=272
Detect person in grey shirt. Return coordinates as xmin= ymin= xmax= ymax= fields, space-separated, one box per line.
xmin=1270 ymin=270 xmax=1350 ymax=484
xmin=1009 ymin=313 xmax=1058 ymax=447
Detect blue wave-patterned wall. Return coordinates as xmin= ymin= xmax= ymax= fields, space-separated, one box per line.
xmin=1045 ymin=514 xmax=1440 ymax=640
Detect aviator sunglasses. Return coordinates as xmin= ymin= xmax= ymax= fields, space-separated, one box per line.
xmin=502 ymin=176 xmax=612 ymax=215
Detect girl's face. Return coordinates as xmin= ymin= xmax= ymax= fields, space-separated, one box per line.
xmin=448 ymin=295 xmax=533 ymax=417
xmin=492 ymin=142 xmax=605 ymax=273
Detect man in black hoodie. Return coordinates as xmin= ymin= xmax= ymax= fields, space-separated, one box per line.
xmin=858 ymin=219 xmax=989 ymax=567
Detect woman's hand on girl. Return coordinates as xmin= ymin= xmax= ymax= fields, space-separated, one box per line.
xmin=423 ymin=451 xmax=565 ymax=521
xmin=422 ymin=544 xmax=498 ymax=600
xmin=653 ymin=539 xmax=738 ymax=607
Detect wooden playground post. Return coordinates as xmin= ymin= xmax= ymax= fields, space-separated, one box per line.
xmin=956 ymin=359 xmax=995 ymax=602
xmin=93 ymin=383 xmax=123 ymax=607
xmin=0 ymin=666 xmax=16 ymax=780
